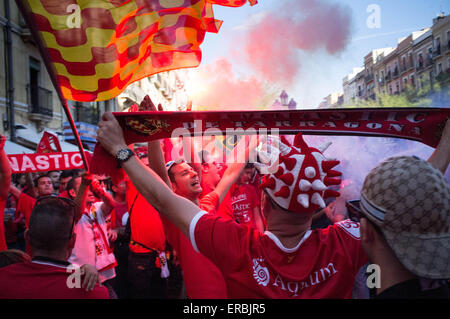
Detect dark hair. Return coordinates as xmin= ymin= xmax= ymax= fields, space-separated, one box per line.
xmin=167 ymin=165 xmax=177 ymax=184
xmin=28 ymin=197 xmax=76 ymax=252
xmin=34 ymin=174 xmax=51 ymax=187
xmin=60 ymin=170 xmax=75 ymax=179
xmin=65 ymin=176 xmax=79 ymax=192
xmin=167 ymin=159 xmax=185 ymax=185
xmin=245 ymin=162 xmax=254 ymax=169
xmin=0 ymin=250 xmax=31 ymax=268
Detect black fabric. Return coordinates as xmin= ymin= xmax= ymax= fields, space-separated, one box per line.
xmin=374 ymin=278 xmax=449 ymax=299
xmin=127 ymin=251 xmax=168 ymax=299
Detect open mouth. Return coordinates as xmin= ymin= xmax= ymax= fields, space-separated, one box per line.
xmin=191 ymin=179 xmax=199 ymax=187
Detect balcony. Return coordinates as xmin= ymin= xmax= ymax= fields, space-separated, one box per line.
xmin=400 ymin=65 xmax=406 ymax=74
xmin=365 ymin=74 xmax=374 ymax=83
xmin=385 ymin=72 xmax=392 ymax=82
xmin=27 ymin=85 xmax=53 ymax=122
xmin=416 ymin=60 xmax=424 ymax=71
xmin=393 ymin=67 xmax=399 ymax=78
xmin=432 ymin=45 xmax=441 ymax=58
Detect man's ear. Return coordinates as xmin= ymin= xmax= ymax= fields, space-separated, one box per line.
xmin=69 ymin=189 xmax=76 ymax=198
xmin=360 ymin=218 xmax=378 ymax=245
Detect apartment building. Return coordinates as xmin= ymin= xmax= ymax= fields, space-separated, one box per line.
xmin=335 ymin=14 xmax=450 ymax=108
xmin=413 ymin=28 xmax=434 ymax=90
xmin=431 ymin=14 xmax=450 ymax=81
xmin=1 ymin=0 xmax=186 ymax=153
xmin=342 ymin=67 xmax=364 ymax=105
xmin=364 ymin=48 xmax=395 ymax=100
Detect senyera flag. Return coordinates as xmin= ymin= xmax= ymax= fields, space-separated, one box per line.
xmin=15 ymin=0 xmax=257 ymax=102
xmin=89 ymin=107 xmax=450 ymax=182
xmin=15 ymin=0 xmax=256 ymax=172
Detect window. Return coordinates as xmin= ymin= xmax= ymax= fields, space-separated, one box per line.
xmin=447 ymin=31 xmax=450 ymax=49
xmin=438 ymin=63 xmax=443 ymax=74
xmin=29 ymin=57 xmax=40 ymax=112
xmin=75 ymin=102 xmax=100 ymax=124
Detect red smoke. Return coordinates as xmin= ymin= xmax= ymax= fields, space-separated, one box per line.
xmin=188 ymin=58 xmax=267 ymax=110
xmin=187 ymin=0 xmax=352 ymax=109
xmin=242 ymin=0 xmax=352 ymax=86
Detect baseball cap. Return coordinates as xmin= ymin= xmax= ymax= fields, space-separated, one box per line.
xmin=361 ymin=156 xmax=450 ymax=279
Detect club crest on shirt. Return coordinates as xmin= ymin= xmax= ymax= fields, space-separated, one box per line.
xmin=252 ymin=257 xmax=270 ymax=287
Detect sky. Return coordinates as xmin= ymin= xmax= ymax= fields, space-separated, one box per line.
xmin=189 ymin=0 xmax=449 ymax=109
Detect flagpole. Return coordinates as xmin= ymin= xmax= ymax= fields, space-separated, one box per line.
xmin=60 ymin=100 xmax=90 ymax=171
xmin=15 ymin=0 xmax=90 ymax=171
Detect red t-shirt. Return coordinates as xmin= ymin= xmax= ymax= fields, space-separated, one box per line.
xmin=16 ymin=192 xmax=36 ymax=229
xmin=58 ymin=190 xmax=70 ymax=198
xmin=126 ymin=180 xmax=166 ymax=253
xmin=191 ymin=213 xmax=367 ymax=299
xmin=0 ymin=197 xmax=6 ymax=251
xmin=161 ymin=192 xmax=227 ymax=299
xmin=111 ymin=202 xmax=128 ymax=229
xmin=230 ymin=184 xmax=260 ymax=229
xmin=0 ymin=260 xmax=109 ymax=299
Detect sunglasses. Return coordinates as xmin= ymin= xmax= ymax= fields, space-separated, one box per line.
xmin=165 ymin=159 xmax=185 ymax=173
xmin=346 ymin=200 xmax=363 ymax=222
xmin=33 ymin=195 xmax=78 ymax=240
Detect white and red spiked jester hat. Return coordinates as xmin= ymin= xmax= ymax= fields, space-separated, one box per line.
xmin=255 ymin=133 xmax=342 ymax=213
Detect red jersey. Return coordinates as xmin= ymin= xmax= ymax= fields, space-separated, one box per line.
xmin=126 ymin=180 xmax=165 ymax=253
xmin=0 ymin=259 xmax=109 ymax=299
xmin=111 ymin=202 xmax=128 ymax=229
xmin=161 ymin=192 xmax=227 ymax=299
xmin=230 ymin=184 xmax=260 ymax=229
xmin=16 ymin=192 xmax=36 ymax=229
xmin=0 ymin=197 xmax=6 ymax=251
xmin=191 ymin=212 xmax=367 ymax=298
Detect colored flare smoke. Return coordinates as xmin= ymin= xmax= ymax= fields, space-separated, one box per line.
xmin=243 ymin=0 xmax=352 ymax=86
xmin=187 ymin=0 xmax=352 ymax=109
xmin=187 ymin=58 xmax=271 ymax=110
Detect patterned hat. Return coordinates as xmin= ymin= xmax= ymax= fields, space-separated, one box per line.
xmin=255 ymin=133 xmax=341 ymax=213
xmin=361 ymin=156 xmax=450 ymax=279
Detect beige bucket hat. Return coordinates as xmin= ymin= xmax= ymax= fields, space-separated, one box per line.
xmin=361 ymin=156 xmax=450 ymax=279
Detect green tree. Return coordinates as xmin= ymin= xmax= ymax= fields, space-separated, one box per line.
xmin=343 ymin=81 xmax=448 ymax=108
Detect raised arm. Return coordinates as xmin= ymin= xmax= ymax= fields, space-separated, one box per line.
xmin=97 ymin=112 xmax=201 ymax=237
xmin=138 ymin=95 xmax=172 ymax=188
xmin=74 ymin=174 xmax=92 ymax=222
xmin=214 ymin=135 xmax=259 ymax=204
xmin=428 ymin=119 xmax=450 ymax=174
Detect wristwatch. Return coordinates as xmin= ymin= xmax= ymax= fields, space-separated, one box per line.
xmin=115 ymin=147 xmax=134 ymax=167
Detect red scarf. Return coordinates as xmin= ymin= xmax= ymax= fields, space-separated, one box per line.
xmin=89 ymin=108 xmax=449 ymax=182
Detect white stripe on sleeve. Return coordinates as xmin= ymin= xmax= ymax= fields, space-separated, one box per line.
xmin=189 ymin=210 xmax=208 ymax=253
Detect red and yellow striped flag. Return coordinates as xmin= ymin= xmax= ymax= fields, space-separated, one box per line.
xmin=16 ymin=0 xmax=257 ymax=102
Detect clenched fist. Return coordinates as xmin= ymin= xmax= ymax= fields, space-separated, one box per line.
xmin=96 ymin=112 xmax=128 ymax=157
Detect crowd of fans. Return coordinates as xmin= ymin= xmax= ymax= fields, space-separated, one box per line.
xmin=0 ymin=96 xmax=448 ymax=299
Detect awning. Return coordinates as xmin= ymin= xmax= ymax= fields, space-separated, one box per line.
xmin=4 ymin=140 xmax=34 ymax=154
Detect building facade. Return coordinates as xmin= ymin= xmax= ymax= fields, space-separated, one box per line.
xmin=1 ymin=0 xmax=186 ymax=153
xmin=431 ymin=14 xmax=450 ymax=86
xmin=326 ymin=14 xmax=450 ymax=109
